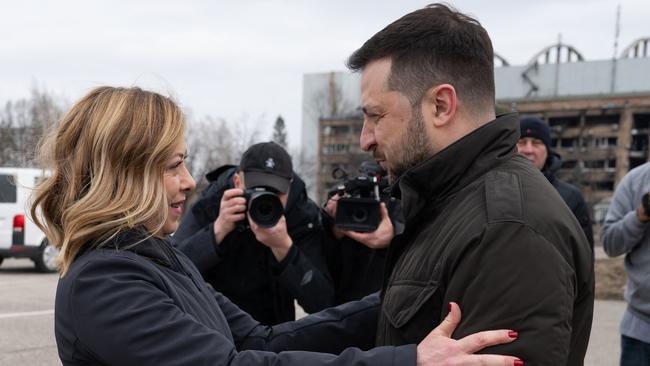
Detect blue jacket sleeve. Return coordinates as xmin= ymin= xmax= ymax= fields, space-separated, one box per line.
xmin=214 ymin=287 xmax=380 ymax=353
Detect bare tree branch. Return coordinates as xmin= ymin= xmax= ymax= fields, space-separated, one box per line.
xmin=0 ymin=85 xmax=64 ymax=167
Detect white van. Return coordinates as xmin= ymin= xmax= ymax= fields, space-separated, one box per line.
xmin=0 ymin=167 xmax=58 ymax=272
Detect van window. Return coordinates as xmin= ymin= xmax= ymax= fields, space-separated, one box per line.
xmin=0 ymin=174 xmax=17 ymax=203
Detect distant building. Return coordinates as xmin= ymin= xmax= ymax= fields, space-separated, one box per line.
xmin=303 ymin=38 xmax=650 ymax=207
xmin=497 ymin=40 xmax=650 ymax=206
xmin=301 ymin=72 xmax=360 ymax=200
xmin=317 ymin=112 xmax=370 ymax=203
xmin=505 ymin=93 xmax=650 ymax=206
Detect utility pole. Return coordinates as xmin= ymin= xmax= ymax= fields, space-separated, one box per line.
xmin=554 ymin=33 xmax=562 ymax=96
xmin=610 ymin=3 xmax=621 ymax=93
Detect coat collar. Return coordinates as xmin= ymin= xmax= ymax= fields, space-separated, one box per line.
xmin=543 ymin=152 xmax=562 ymax=184
xmin=393 ymin=113 xmax=520 ymax=224
xmin=103 ymin=227 xmax=177 ymax=269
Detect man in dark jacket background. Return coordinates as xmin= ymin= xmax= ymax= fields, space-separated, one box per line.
xmin=517 ymin=116 xmax=594 ymax=248
xmin=172 ymin=142 xmax=333 ymax=325
xmin=346 ymin=3 xmax=594 ymax=365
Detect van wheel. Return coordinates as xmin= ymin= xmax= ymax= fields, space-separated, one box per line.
xmin=34 ymin=239 xmax=58 ymax=273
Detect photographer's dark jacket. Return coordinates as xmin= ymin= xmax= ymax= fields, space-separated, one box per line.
xmin=543 ymin=152 xmax=594 ymax=248
xmin=172 ymin=166 xmax=333 ymax=325
xmin=323 ymin=198 xmax=404 ymax=305
xmin=377 ymin=114 xmax=594 ymax=366
xmin=55 ymin=229 xmax=416 ymax=365
xmin=324 ymin=235 xmax=388 ymax=306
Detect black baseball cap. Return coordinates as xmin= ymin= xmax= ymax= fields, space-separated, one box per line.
xmin=239 ymin=142 xmax=293 ymax=193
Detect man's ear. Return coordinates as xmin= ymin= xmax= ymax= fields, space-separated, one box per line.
xmin=421 ymin=84 xmax=457 ymax=128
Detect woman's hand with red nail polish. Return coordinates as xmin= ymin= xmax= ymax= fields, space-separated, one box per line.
xmin=416 ymin=302 xmax=522 ymax=366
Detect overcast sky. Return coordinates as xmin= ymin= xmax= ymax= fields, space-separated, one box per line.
xmin=1 ymin=0 xmax=647 ymax=149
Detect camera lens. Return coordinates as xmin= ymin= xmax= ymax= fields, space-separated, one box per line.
xmin=335 ymin=197 xmax=380 ymax=232
xmin=257 ymin=202 xmax=273 ymax=216
xmin=352 ymin=208 xmax=368 ymax=223
xmin=248 ymin=191 xmax=283 ymax=228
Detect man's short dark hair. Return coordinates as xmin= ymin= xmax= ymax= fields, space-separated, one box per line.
xmin=347 ymin=3 xmax=495 ymax=113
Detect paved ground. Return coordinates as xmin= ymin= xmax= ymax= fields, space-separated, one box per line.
xmin=0 ymin=257 xmax=626 ymax=365
xmin=585 ymin=300 xmax=624 ymax=366
xmin=0 ymin=259 xmax=59 ymax=366
xmin=594 ymin=246 xmax=609 ymax=260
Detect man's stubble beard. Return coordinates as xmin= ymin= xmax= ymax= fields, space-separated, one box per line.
xmin=388 ymin=106 xmax=434 ymax=184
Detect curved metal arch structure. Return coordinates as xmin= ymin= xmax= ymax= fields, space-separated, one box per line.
xmin=620 ymin=37 xmax=650 ymax=58
xmin=521 ymin=42 xmax=585 ymax=98
xmin=527 ymin=43 xmax=585 ymax=65
xmin=494 ymin=53 xmax=510 ymax=67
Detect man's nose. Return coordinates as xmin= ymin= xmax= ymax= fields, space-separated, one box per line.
xmin=360 ymin=121 xmax=376 ymax=152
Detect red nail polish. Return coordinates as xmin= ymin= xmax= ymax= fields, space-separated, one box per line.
xmin=447 ymin=303 xmax=451 ymax=312
xmin=514 ymin=360 xmax=524 ymax=366
xmin=508 ymin=331 xmax=518 ymax=338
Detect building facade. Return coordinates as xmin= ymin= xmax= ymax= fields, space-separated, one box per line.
xmin=507 ymin=94 xmax=650 ymax=208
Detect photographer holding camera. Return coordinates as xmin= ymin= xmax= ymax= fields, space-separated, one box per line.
xmin=172 ymin=142 xmax=334 ymax=325
xmin=323 ymin=162 xmax=403 ymax=305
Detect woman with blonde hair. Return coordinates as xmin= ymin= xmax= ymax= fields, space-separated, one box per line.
xmin=33 ymin=86 xmax=522 ymax=366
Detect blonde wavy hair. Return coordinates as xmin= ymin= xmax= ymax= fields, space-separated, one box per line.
xmin=31 ymin=86 xmax=186 ymax=275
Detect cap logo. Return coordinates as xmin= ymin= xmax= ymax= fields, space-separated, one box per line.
xmin=265 ymin=158 xmax=275 ymax=169
xmin=526 ymin=128 xmax=532 ymax=134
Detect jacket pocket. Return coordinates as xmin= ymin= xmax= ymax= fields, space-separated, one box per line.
xmin=382 ymin=279 xmax=438 ymax=329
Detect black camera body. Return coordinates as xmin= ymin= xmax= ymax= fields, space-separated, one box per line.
xmin=330 ymin=166 xmax=382 ymax=233
xmin=244 ymin=187 xmax=284 ymax=228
